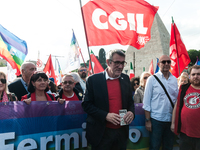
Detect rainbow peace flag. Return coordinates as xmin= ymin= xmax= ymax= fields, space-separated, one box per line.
xmin=0 ymin=24 xmax=28 ymax=76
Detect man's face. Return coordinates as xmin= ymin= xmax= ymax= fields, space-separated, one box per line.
xmin=106 ymin=53 xmax=126 ymax=78
xmin=23 ymin=64 xmax=36 ymax=79
xmin=62 ymin=76 xmax=75 ymax=92
xmin=190 ymin=69 xmax=200 ymax=86
xmin=158 ymin=56 xmax=171 ymax=73
xmin=78 ymin=67 xmax=87 ymax=79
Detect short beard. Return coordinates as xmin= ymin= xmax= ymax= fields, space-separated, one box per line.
xmin=190 ymin=79 xmax=200 ymax=86
xmin=81 ymin=73 xmax=86 ymax=79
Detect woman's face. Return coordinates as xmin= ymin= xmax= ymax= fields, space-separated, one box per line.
xmin=143 ymin=74 xmax=150 ymax=87
xmin=0 ymin=75 xmax=6 ymax=92
xmin=179 ymin=77 xmax=188 ymax=87
xmin=133 ymin=80 xmax=139 ymax=90
xmin=32 ymin=77 xmax=48 ymax=91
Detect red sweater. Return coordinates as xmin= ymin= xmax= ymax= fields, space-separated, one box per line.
xmin=106 ymin=78 xmax=122 ymax=129
xmin=62 ymin=92 xmax=79 ymax=101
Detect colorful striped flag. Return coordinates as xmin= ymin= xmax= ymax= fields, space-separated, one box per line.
xmin=0 ymin=24 xmax=28 ymax=76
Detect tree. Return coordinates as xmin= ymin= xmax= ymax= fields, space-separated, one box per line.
xmin=188 ymin=49 xmax=200 ymax=66
xmin=98 ymin=48 xmax=107 ymax=69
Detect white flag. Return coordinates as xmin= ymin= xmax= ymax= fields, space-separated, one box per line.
xmin=65 ymin=31 xmax=80 ymax=73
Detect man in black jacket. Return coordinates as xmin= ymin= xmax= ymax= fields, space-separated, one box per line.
xmin=82 ymin=49 xmax=135 ymax=150
xmin=8 ymin=62 xmax=36 ymax=101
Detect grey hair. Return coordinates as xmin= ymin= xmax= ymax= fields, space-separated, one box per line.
xmin=62 ymin=73 xmax=74 ymax=82
xmin=20 ymin=62 xmax=35 ymax=72
xmin=106 ymin=49 xmax=125 ymax=61
xmin=71 ymin=72 xmax=80 ymax=83
xmin=140 ymin=72 xmax=152 ymax=87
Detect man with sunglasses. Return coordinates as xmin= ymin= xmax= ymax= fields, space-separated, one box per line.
xmin=8 ymin=62 xmax=36 ymax=101
xmin=82 ymin=49 xmax=135 ymax=150
xmin=78 ymin=66 xmax=88 ymax=92
xmin=143 ymin=55 xmax=178 ymax=150
xmin=56 ymin=74 xmax=83 ymax=101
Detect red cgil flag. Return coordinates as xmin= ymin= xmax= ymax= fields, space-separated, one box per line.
xmin=43 ymin=54 xmax=57 ymax=85
xmin=89 ymin=51 xmax=104 ymax=74
xmin=148 ymin=59 xmax=154 ymax=75
xmin=81 ymin=0 xmax=158 ymax=49
xmin=170 ymin=21 xmax=191 ymax=78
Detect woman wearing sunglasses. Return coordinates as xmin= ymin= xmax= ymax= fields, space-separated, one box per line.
xmin=134 ymin=72 xmax=151 ymax=103
xmin=22 ymin=71 xmax=65 ymax=104
xmin=0 ymin=72 xmax=17 ymax=102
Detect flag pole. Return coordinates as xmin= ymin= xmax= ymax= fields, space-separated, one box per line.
xmin=72 ymin=29 xmax=87 ymax=68
xmin=78 ymin=0 xmax=94 ymax=74
xmin=172 ymin=17 xmax=181 ymax=76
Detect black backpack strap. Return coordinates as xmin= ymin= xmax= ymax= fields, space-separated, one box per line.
xmin=153 ymin=75 xmax=174 ymax=108
xmin=177 ymin=83 xmax=191 ymax=133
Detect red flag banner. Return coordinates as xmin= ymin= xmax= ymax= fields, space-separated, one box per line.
xmin=170 ymin=23 xmax=191 ymax=78
xmin=89 ymin=52 xmax=104 ymax=74
xmin=43 ymin=54 xmax=57 ymax=85
xmin=148 ymin=59 xmax=154 ymax=75
xmin=82 ymin=0 xmax=158 ymax=49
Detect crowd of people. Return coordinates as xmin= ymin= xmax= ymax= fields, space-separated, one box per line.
xmin=0 ymin=49 xmax=199 ymax=150
xmin=4 ymin=62 xmax=88 ymax=104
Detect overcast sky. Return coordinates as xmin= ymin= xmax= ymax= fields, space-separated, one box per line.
xmin=0 ymin=0 xmax=199 ymax=70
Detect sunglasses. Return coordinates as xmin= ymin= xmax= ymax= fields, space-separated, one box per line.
xmin=160 ymin=60 xmax=171 ymax=64
xmin=62 ymin=81 xmax=74 ymax=85
xmin=134 ymin=83 xmax=139 ymax=86
xmin=79 ymin=69 xmax=87 ymax=72
xmin=144 ymin=76 xmax=149 ymax=80
xmin=0 ymin=79 xmax=6 ymax=84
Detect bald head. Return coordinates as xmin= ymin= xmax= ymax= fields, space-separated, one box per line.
xmin=158 ymin=55 xmax=171 ymax=74
xmin=159 ymin=55 xmax=170 ymax=62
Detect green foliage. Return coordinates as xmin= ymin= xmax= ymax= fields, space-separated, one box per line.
xmin=188 ymin=49 xmax=200 ymax=66
xmin=98 ymin=48 xmax=107 ymax=69
xmin=0 ymin=62 xmax=6 ymax=67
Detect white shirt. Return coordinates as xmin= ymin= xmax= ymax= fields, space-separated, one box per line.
xmin=80 ymin=78 xmax=86 ymax=92
xmin=143 ymin=71 xmax=178 ymax=122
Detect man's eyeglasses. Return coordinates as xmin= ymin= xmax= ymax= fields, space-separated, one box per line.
xmin=79 ymin=69 xmax=87 ymax=72
xmin=62 ymin=81 xmax=74 ymax=85
xmin=160 ymin=60 xmax=171 ymax=64
xmin=0 ymin=79 xmax=6 ymax=84
xmin=111 ymin=60 xmax=127 ymax=66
